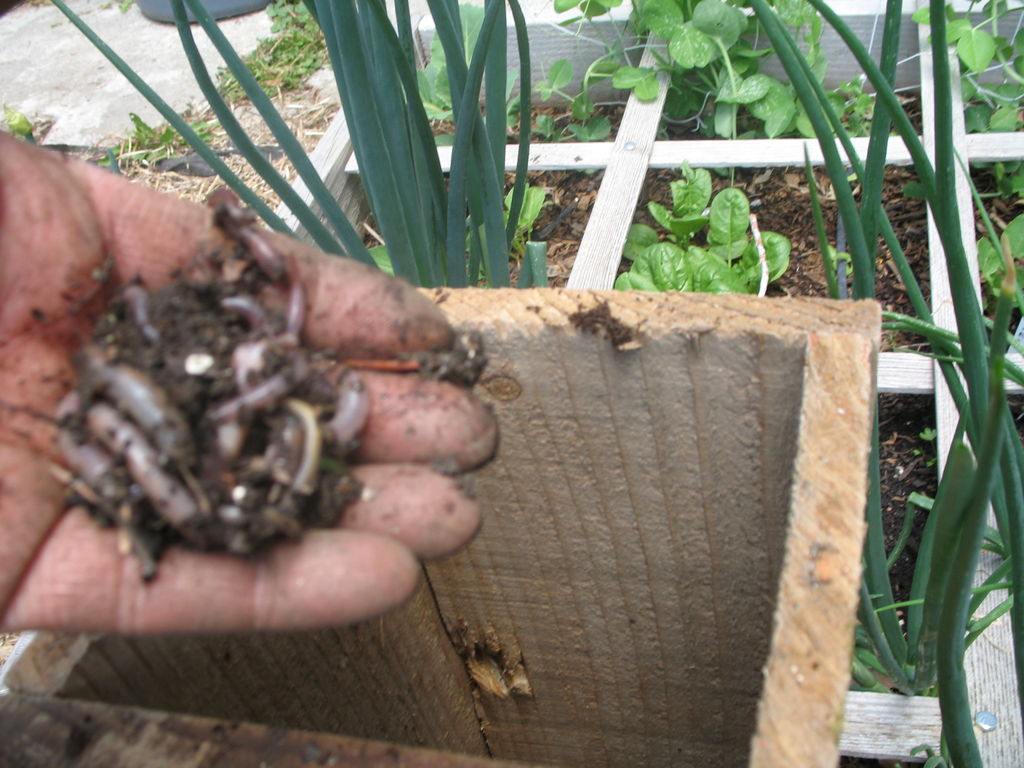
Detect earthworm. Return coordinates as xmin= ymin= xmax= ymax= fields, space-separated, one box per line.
xmin=122 ymin=283 xmax=160 ymax=342
xmin=221 ymin=295 xmax=270 ymax=331
xmin=231 ymin=339 xmax=269 ymax=392
xmin=85 ymin=403 xmax=199 ymax=528
xmin=76 ymin=346 xmax=193 ymax=464
xmin=208 ymin=189 xmax=285 ymax=280
xmin=209 ymin=354 xmax=308 ymax=424
xmin=265 ymin=411 xmax=305 ymax=487
xmin=238 ymin=228 xmax=286 ymax=282
xmin=284 ymin=276 xmax=305 ymax=340
xmin=215 ymin=419 xmax=248 ymax=461
xmin=283 ymin=398 xmax=321 ymax=495
xmin=58 ymin=430 xmax=115 ymax=487
xmin=326 ymin=370 xmax=369 ymax=447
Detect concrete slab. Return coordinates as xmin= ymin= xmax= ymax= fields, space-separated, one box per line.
xmin=0 ymin=0 xmax=272 ymax=146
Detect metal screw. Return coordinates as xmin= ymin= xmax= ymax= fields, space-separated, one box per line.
xmin=975 ymin=711 xmax=999 ymax=731
xmin=623 ymin=141 xmax=637 ymax=151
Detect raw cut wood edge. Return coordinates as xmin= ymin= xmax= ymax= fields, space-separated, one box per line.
xmin=750 ymin=318 xmax=879 ymax=767
xmin=1 ymin=631 xmax=95 ymax=695
xmin=427 ymin=287 xmax=881 ymax=343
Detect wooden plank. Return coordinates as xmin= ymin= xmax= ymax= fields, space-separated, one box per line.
xmin=4 ymin=584 xmax=488 ymax=757
xmin=566 ymin=42 xmax=669 ymax=289
xmin=420 ymin=290 xmax=878 ymax=766
xmin=840 ymin=690 xmax=941 ymax=761
xmin=750 ymin=311 xmax=877 ymax=767
xmin=0 ymin=693 xmax=537 ymax=768
xmin=344 ymin=132 xmax=1024 ymax=175
xmin=917 ymin=2 xmax=1024 ymax=763
xmin=877 ymin=352 xmax=1024 ymax=394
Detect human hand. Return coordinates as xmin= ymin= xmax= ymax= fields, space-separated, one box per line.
xmin=0 ymin=133 xmax=496 ymax=634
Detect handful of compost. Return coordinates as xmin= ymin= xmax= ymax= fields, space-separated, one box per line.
xmin=56 ymin=191 xmax=484 ymax=580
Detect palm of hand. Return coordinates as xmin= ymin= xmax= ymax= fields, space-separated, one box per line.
xmin=0 ymin=135 xmax=495 ymax=634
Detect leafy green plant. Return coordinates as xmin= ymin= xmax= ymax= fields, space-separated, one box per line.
xmin=506 ymin=185 xmax=550 ymax=259
xmin=615 ymin=163 xmax=790 ymax=292
xmin=218 ymin=0 xmax=329 ymax=101
xmin=532 ymin=58 xmax=615 ymax=141
xmin=111 ymin=112 xmax=217 ymax=165
xmin=749 ymin=0 xmax=1024 ymax=762
xmin=417 ymin=3 xmax=520 ymax=133
xmin=554 ymin=0 xmax=826 ymax=138
xmin=978 ymin=213 xmax=1024 ymax=306
xmin=914 ymin=1 xmax=1024 ymax=135
xmin=2 ymin=105 xmax=35 ymax=141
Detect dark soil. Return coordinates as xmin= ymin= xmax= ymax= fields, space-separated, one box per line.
xmin=58 ymin=205 xmax=365 ymax=579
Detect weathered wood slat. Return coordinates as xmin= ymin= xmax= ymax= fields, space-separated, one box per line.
xmin=877 ymin=352 xmax=1024 ymax=394
xmin=344 ymin=132 xmax=1024 ymax=174
xmin=840 ymin=691 xmax=941 ymax=760
xmin=5 ymin=584 xmax=488 ymax=757
xmin=422 ymin=290 xmax=877 ymax=767
xmin=565 ymin=42 xmax=669 ymax=290
xmin=0 ymin=693 xmax=535 ymax=768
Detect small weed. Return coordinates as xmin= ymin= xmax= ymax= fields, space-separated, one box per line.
xmin=109 ymin=112 xmax=218 ymax=167
xmin=217 ymin=0 xmax=328 ymax=101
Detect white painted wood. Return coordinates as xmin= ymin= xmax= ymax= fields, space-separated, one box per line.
xmin=565 ymin=41 xmax=668 ymax=290
xmin=345 ymin=132 xmax=1024 ymax=174
xmin=840 ymin=690 xmax=941 ymax=761
xmin=878 ymin=352 xmax=1024 ymax=394
xmin=917 ymin=2 xmax=1024 ymax=764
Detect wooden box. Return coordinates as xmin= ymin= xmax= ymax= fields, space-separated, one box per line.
xmin=4 ymin=289 xmax=878 ymax=768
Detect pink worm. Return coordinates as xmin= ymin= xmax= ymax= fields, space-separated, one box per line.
xmin=85 ymin=403 xmax=199 ymax=527
xmin=326 ymin=371 xmax=370 ymax=447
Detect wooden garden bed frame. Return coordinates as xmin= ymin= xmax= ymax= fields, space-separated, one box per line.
xmin=276 ymin=1 xmax=1024 ymax=763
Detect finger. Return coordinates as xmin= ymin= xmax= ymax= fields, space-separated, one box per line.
xmin=355 ymin=370 xmax=499 ymax=471
xmin=345 ymin=464 xmax=480 ymax=559
xmin=4 ymin=137 xmax=452 ymax=361
xmin=0 ymin=446 xmax=66 ymax=619
xmin=261 ymin=230 xmax=454 ymax=358
xmin=2 ymin=509 xmax=421 ymax=634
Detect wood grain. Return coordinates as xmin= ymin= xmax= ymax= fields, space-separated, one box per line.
xmin=426 ymin=290 xmax=877 ymax=765
xmin=0 ymin=693 xmax=536 ymax=768
xmin=840 ymin=690 xmax=942 ymax=760
xmin=7 ymin=584 xmax=487 ymax=756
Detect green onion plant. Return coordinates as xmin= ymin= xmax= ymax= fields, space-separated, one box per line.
xmin=52 ymin=0 xmax=534 ymax=287
xmin=749 ymin=0 xmax=1024 ymax=762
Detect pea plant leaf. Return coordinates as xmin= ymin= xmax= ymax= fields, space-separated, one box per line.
xmin=692 ymin=0 xmax=747 ymax=48
xmin=638 ymin=0 xmax=685 ymax=38
xmin=612 ymin=66 xmax=660 ymax=100
xmin=536 ymin=59 xmax=573 ymax=100
xmin=716 ymin=73 xmax=773 ymax=104
xmin=668 ymin=23 xmax=718 ymax=69
xmin=748 ymin=77 xmax=797 ymax=137
xmin=957 ymin=27 xmax=997 ymax=73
